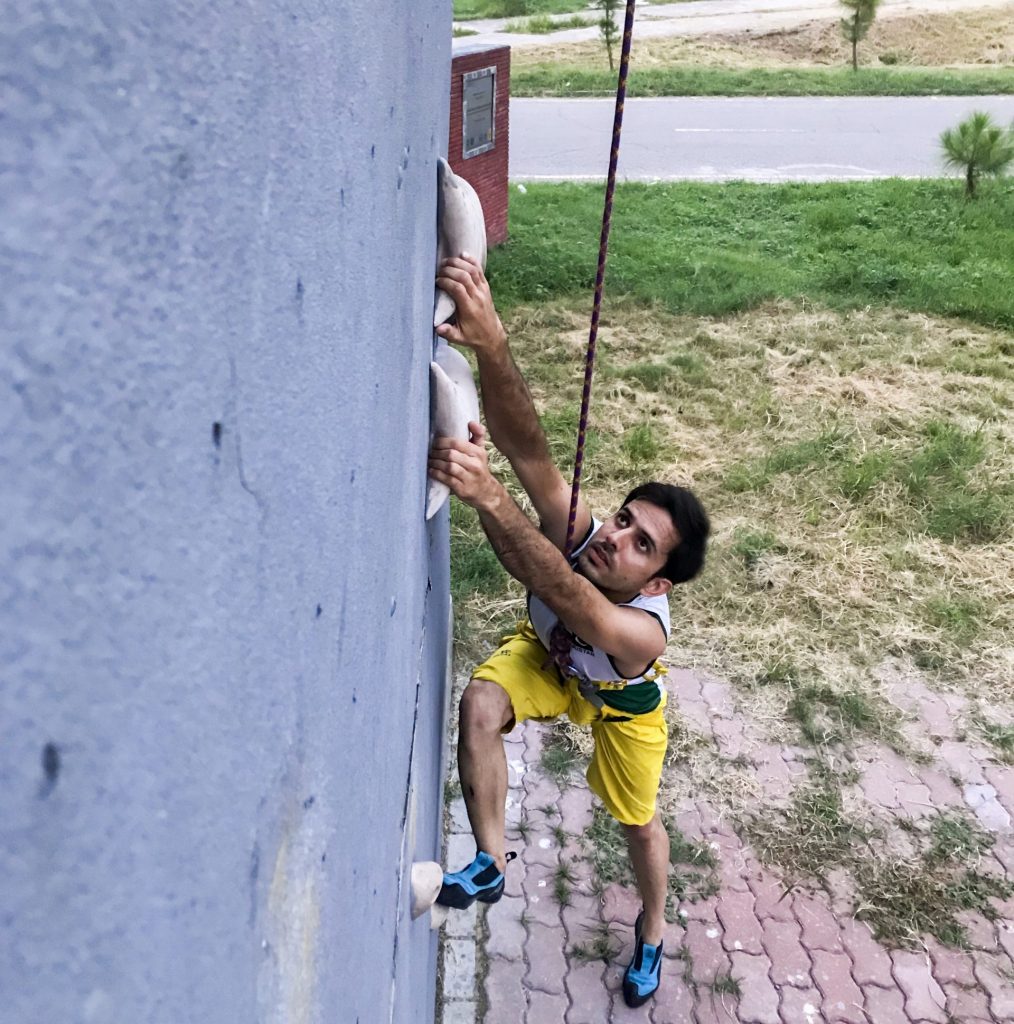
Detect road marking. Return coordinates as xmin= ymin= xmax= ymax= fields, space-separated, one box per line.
xmin=671 ymin=128 xmax=806 ymax=133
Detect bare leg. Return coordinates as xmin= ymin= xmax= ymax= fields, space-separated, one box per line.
xmin=457 ymin=678 xmax=515 ymax=872
xmin=623 ymin=812 xmax=669 ymax=946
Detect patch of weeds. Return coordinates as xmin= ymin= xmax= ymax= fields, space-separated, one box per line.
xmin=540 ymin=722 xmax=584 ymax=786
xmin=619 ymin=361 xmax=677 ymax=391
xmin=552 ymin=824 xmax=572 ymax=847
xmin=583 ymin=804 xmax=635 ymax=888
xmin=839 ymin=450 xmax=895 ymax=499
xmin=504 ymin=13 xmax=592 ymax=33
xmin=571 ymin=921 xmax=622 ymax=963
xmin=922 ymin=595 xmax=984 ymax=644
xmin=788 ymin=684 xmax=892 ymax=748
xmin=622 ymin=422 xmax=660 ymax=466
xmin=748 ymin=767 xmax=870 ymax=880
xmin=755 ymin=659 xmax=801 ymax=687
xmin=537 ymin=803 xmax=560 ymax=819
xmin=712 ymin=972 xmax=742 ymax=997
xmin=668 ymin=827 xmax=718 ymax=869
xmin=553 ymin=859 xmax=577 ymax=906
xmin=927 ymin=812 xmax=992 ymax=865
xmin=724 ymin=428 xmax=850 ymax=492
xmin=854 ymin=857 xmax=1013 ymax=948
xmin=977 ymin=720 xmax=1014 ymax=763
xmin=513 ymin=813 xmax=533 ymax=842
xmin=730 ymin=527 xmax=787 ymax=569
xmin=444 ymin=778 xmax=462 ymax=803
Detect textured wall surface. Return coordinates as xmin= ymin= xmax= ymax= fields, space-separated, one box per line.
xmin=449 ymin=44 xmax=511 ymax=246
xmin=1 ymin=3 xmax=450 ymax=1022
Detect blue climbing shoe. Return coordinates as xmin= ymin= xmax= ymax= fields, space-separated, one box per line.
xmin=623 ymin=909 xmax=663 ymax=1008
xmin=436 ymin=850 xmax=516 ymax=909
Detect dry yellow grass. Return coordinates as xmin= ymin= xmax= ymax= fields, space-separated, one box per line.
xmin=514 ymin=5 xmax=1014 ymax=69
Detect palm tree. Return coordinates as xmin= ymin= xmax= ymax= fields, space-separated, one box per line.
xmin=839 ymin=0 xmax=880 ymax=71
xmin=940 ymin=112 xmax=1014 ymax=198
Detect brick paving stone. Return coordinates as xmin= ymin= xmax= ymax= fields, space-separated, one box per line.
xmin=892 ymin=949 xmax=948 ymax=1024
xmin=505 ymin=792 xmax=524 ymax=830
xmin=999 ymin=919 xmax=1014 ymax=962
xmin=446 ymin=901 xmax=479 ymax=939
xmin=560 ymin=892 xmax=603 ymax=946
xmin=558 ymin=785 xmax=593 ymax=834
xmin=445 ymin=938 xmax=477 ymax=1000
xmin=523 ymin=860 xmax=564 ymax=929
xmin=729 ymin=951 xmax=780 ymax=1024
xmin=794 ymin=890 xmax=844 ymax=952
xmin=684 ymin=919 xmax=731 ymax=986
xmin=965 ymin=783 xmax=1012 ymax=832
xmin=839 ymin=918 xmax=894 ymax=988
xmin=926 ymin=936 xmax=977 ymax=988
xmin=522 ymin=832 xmax=561 ymax=869
xmin=651 ymin=972 xmax=696 ymax=1024
xmin=675 ymin=807 xmax=707 ymax=842
xmin=779 ymin=985 xmax=823 ymax=1024
xmin=716 ymin=889 xmax=765 ymax=954
xmin=693 ymin=990 xmax=739 ymax=1024
xmin=601 ymin=883 xmax=641 ymax=928
xmin=942 ymin=981 xmax=993 ymax=1023
xmin=525 ymin=772 xmax=563 ymax=810
xmin=749 ymin=871 xmax=796 ymax=924
xmin=753 ymin=750 xmax=795 ymax=803
xmin=896 ymin=779 xmax=936 ymax=818
xmin=447 ymin=831 xmax=478 ymax=871
xmin=918 ymin=765 xmax=965 ymax=808
xmin=860 ymin=983 xmax=910 ymax=1024
xmin=683 ymin=894 xmax=719 ymax=924
xmin=486 ymin=894 xmax=527 ymax=959
xmin=701 ymin=679 xmax=734 ymax=718
xmin=712 ymin=717 xmax=748 ymax=759
xmin=526 ymin=921 xmax=568 ymax=996
xmin=986 ymin=765 xmax=1014 ymax=817
xmin=661 ymin=919 xmax=686 ymax=958
xmin=993 ymin=838 xmax=1014 ymax=876
xmin=762 ymin=917 xmax=812 ymax=988
xmin=974 ymin=960 xmax=1014 ymax=1021
xmin=611 ymin=991 xmax=659 ymax=1023
xmin=938 ymin=740 xmax=988 ymax=785
xmin=524 ymin=722 xmax=545 ymax=761
xmin=669 ymin=667 xmax=703 ymax=701
xmin=859 ymin=765 xmax=899 ymax=809
xmin=564 ymin=959 xmax=609 ymax=1024
xmin=810 ymin=948 xmax=866 ymax=1024
xmin=957 ymin=911 xmax=999 ymax=952
xmin=504 ymin=845 xmax=526 ymax=899
xmin=527 ymin=988 xmax=568 ymax=1024
xmin=443 ymin=1001 xmax=476 ymax=1024
xmin=917 ymin=691 xmax=959 ymax=741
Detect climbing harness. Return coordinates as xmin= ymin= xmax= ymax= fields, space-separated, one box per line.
xmin=563 ymin=0 xmax=639 ymax=559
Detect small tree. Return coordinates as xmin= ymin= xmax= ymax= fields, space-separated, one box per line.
xmin=597 ymin=0 xmax=620 ymax=72
xmin=940 ymin=111 xmax=1014 ymax=198
xmin=839 ymin=0 xmax=880 ymax=71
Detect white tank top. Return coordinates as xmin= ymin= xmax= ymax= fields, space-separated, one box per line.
xmin=527 ymin=519 xmax=671 ymax=685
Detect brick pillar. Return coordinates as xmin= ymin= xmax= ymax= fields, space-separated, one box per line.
xmin=449 ymin=44 xmax=510 ymax=246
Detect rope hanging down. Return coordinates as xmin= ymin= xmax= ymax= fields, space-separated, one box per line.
xmin=563 ymin=0 xmax=639 ymax=558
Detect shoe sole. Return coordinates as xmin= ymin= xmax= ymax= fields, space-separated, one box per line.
xmin=436 ymin=876 xmax=504 ymax=910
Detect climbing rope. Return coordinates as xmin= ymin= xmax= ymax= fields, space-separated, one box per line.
xmin=563 ymin=0 xmax=639 ymax=558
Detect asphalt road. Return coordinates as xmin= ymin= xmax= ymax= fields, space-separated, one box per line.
xmin=508 ymin=96 xmax=1014 ymax=182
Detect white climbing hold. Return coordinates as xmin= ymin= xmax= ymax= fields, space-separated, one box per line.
xmin=434 ymin=157 xmax=488 ymax=328
xmin=426 ymin=343 xmax=481 ymax=520
xmin=410 ymin=861 xmax=444 ymax=920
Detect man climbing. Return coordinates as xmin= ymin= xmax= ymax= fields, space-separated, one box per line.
xmin=428 ymin=255 xmax=710 ymax=1009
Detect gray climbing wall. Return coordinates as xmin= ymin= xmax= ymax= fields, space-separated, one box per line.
xmin=1 ymin=3 xmax=451 ymax=1022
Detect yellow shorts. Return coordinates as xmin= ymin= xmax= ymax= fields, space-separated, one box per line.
xmin=472 ymin=622 xmax=668 ymax=827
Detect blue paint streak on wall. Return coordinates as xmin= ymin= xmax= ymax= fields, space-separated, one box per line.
xmin=1 ymin=3 xmax=451 ymax=1022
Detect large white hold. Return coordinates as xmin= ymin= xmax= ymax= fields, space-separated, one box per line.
xmin=434 ymin=157 xmax=487 ymax=327
xmin=426 ymin=343 xmax=481 ymax=520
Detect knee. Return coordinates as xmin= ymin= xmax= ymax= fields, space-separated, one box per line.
xmin=459 ymin=679 xmax=512 ymax=738
xmin=623 ymin=812 xmax=664 ymax=847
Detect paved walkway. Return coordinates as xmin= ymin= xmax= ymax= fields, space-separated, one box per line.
xmin=440 ymin=669 xmax=1014 ymax=1023
xmin=453 ymin=0 xmax=1014 ymax=52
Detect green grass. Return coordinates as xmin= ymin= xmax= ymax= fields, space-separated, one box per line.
xmin=511 ymin=65 xmax=1014 ymax=98
xmin=454 ymin=0 xmax=588 ymax=18
xmin=504 ymin=13 xmax=593 ymax=33
xmin=489 ymin=181 xmax=1014 ymax=330
xmin=787 ymin=685 xmax=896 ymax=749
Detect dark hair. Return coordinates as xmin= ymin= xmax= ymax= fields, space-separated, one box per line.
xmin=622 ymin=481 xmax=710 ymax=584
